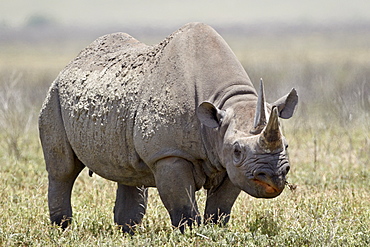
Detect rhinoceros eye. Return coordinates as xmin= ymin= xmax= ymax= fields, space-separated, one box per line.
xmin=233 ymin=142 xmax=243 ymax=165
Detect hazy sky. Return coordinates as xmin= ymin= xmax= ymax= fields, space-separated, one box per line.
xmin=1 ymin=0 xmax=369 ymax=28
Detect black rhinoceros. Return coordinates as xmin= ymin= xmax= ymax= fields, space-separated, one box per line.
xmin=39 ymin=22 xmax=298 ymax=233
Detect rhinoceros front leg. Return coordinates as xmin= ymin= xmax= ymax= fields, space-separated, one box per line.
xmin=114 ymin=183 xmax=148 ymax=234
xmin=154 ymin=157 xmax=200 ymax=233
xmin=204 ymin=175 xmax=241 ymax=225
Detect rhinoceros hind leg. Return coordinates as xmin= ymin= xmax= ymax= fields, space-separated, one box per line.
xmin=204 ymin=176 xmax=240 ymax=225
xmin=114 ymin=183 xmax=148 ymax=234
xmin=154 ymin=157 xmax=201 ymax=233
xmin=39 ymin=97 xmax=85 ymax=229
xmin=45 ymin=147 xmax=85 ymax=229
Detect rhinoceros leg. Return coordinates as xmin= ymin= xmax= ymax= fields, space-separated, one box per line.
xmin=41 ymin=133 xmax=85 ymax=229
xmin=47 ymin=159 xmax=84 ymax=229
xmin=204 ymin=176 xmax=241 ymax=225
xmin=39 ymin=93 xmax=85 ymax=229
xmin=114 ymin=183 xmax=148 ymax=234
xmin=154 ymin=157 xmax=200 ymax=233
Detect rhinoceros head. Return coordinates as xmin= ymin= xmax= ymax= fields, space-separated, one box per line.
xmin=197 ymin=80 xmax=298 ymax=198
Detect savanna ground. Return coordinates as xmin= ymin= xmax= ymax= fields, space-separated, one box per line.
xmin=1 ymin=24 xmax=370 ymax=246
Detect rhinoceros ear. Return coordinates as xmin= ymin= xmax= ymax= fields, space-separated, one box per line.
xmin=272 ymin=88 xmax=298 ymax=119
xmin=196 ymin=102 xmax=225 ymax=128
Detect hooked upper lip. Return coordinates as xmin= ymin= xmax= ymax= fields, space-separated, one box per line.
xmin=252 ymin=179 xmax=280 ymax=194
xmin=251 ymin=167 xmax=287 ymax=195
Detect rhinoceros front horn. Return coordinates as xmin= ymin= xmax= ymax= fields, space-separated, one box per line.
xmin=259 ymin=106 xmax=283 ymax=152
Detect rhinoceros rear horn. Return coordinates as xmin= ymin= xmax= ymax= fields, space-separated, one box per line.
xmin=250 ymin=79 xmax=266 ymax=134
xmin=259 ymin=106 xmax=283 ymax=151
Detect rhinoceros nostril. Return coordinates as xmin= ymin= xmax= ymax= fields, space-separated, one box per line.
xmin=285 ymin=166 xmax=290 ymax=174
xmin=282 ymin=164 xmax=290 ymax=175
xmin=256 ymin=172 xmax=266 ymax=177
xmin=253 ymin=169 xmax=271 ymax=179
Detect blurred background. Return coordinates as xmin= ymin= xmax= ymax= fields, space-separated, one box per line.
xmin=0 ymin=0 xmax=369 ymax=158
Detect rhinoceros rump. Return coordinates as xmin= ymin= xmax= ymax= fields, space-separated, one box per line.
xmin=39 ymin=22 xmax=298 ymax=233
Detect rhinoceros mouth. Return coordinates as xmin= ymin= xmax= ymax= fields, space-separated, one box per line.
xmin=252 ymin=179 xmax=280 ymax=194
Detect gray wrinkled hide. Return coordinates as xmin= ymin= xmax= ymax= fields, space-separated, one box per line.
xmin=39 ymin=22 xmax=294 ymax=233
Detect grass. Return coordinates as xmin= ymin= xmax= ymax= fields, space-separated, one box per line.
xmin=1 ymin=127 xmax=369 ymax=246
xmin=1 ymin=25 xmax=370 ymax=246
